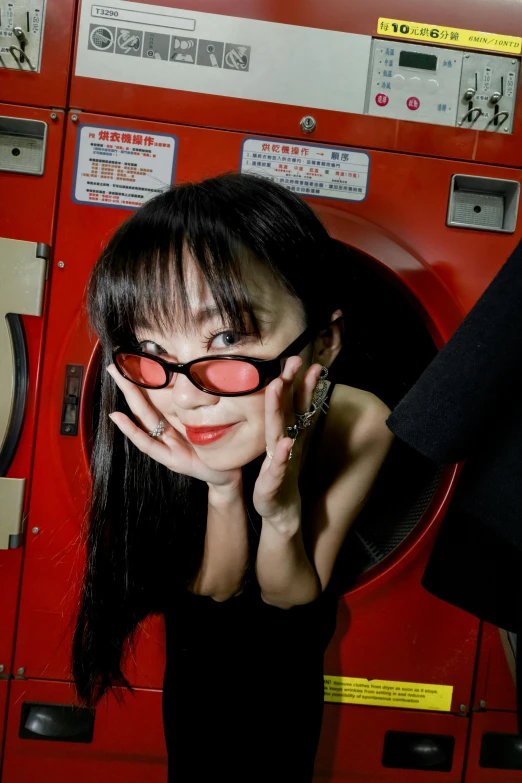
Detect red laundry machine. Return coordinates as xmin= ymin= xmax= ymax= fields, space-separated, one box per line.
xmin=462 ymin=625 xmax=519 ymax=782
xmin=0 ymin=0 xmax=77 ymax=771
xmin=3 ymin=1 xmax=522 ymax=781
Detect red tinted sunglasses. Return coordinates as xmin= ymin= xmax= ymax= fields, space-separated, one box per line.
xmin=113 ymin=327 xmax=314 ymax=397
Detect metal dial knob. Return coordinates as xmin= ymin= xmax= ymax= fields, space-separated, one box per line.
xmin=13 ymin=27 xmax=28 ymax=45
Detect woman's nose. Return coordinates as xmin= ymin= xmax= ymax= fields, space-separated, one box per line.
xmin=169 ymin=372 xmax=219 ymax=410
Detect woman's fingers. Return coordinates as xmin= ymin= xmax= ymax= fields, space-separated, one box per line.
xmin=279 ymin=356 xmax=301 ymax=421
xmin=295 ymin=362 xmax=322 ymax=415
xmin=107 ymin=367 xmax=245 ymax=486
xmin=264 ymin=378 xmax=287 ymax=457
xmin=107 ymin=364 xmax=179 ymax=466
xmin=281 ymin=355 xmax=302 ymax=384
xmin=265 ymin=356 xmax=307 ymax=466
xmin=267 ymin=436 xmax=293 ymax=475
xmin=106 ymin=364 xmax=164 ymax=432
xmin=108 ymin=411 xmax=172 ymax=466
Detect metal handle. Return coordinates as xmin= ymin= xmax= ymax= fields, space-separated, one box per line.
xmin=20 ymin=702 xmax=95 ymax=742
xmin=0 ymin=314 xmax=28 ymax=477
xmin=8 ymin=46 xmax=35 ymax=71
xmin=458 ymin=107 xmax=483 ymax=126
xmin=487 ymin=110 xmax=509 ymax=129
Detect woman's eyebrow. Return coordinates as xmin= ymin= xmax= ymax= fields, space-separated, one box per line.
xmin=137 ymin=307 xmax=239 ymax=341
xmin=136 ymin=301 xmax=271 ymax=344
xmin=192 ymin=301 xmax=269 ymax=326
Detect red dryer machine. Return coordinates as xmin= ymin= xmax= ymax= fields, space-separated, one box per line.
xmin=3 ymin=1 xmax=522 ymax=781
xmin=463 ymin=625 xmax=519 ymax=781
xmin=0 ymin=0 xmax=77 ymax=773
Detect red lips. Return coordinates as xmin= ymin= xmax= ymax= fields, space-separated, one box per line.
xmin=184 ymin=423 xmax=237 ymax=445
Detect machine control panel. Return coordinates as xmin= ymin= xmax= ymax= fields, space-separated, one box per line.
xmin=367 ymin=40 xmax=519 ymax=133
xmin=0 ymin=0 xmax=46 ymax=72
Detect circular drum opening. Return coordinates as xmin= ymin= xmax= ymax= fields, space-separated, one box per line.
xmin=328 ymin=244 xmax=442 ymax=593
xmin=85 ymin=244 xmax=443 ymax=590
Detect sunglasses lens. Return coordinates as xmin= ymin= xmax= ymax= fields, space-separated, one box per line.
xmin=190 ymin=360 xmax=260 ymax=393
xmin=116 ymin=354 xmax=167 ymax=388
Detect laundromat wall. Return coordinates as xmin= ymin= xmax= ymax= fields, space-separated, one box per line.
xmin=0 ymin=1 xmax=521 ymax=781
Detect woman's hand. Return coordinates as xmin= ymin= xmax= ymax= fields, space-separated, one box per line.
xmin=106 ymin=365 xmax=242 ymax=489
xmin=252 ymin=357 xmax=323 ymax=530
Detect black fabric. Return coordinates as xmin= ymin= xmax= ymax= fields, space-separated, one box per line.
xmin=386 ymin=237 xmax=522 ymax=734
xmin=162 ymin=587 xmax=338 ymax=782
xmin=386 ymin=236 xmax=522 ymax=634
xmin=420 ymin=509 xmax=521 ymax=632
xmin=162 ymin=383 xmax=339 ymax=781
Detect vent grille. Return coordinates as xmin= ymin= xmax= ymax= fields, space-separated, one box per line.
xmin=453 ymin=191 xmax=504 ymax=229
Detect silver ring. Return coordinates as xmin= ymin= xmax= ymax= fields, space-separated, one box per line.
xmin=149 ymin=420 xmax=165 ymax=438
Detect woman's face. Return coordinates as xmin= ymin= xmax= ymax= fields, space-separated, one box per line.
xmin=134 ymin=256 xmax=312 ymax=471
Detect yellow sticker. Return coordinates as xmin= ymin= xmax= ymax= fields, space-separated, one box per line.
xmin=324 ymin=675 xmax=453 ymax=712
xmin=378 ymin=18 xmax=521 ymax=55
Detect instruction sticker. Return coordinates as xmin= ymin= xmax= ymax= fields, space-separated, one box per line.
xmin=378 ymin=18 xmax=522 ymax=55
xmin=241 ymin=138 xmax=370 ymax=203
xmin=324 ymin=675 xmax=453 ymax=712
xmin=72 ymin=125 xmax=177 ymax=210
xmin=75 ymin=0 xmax=372 ymax=113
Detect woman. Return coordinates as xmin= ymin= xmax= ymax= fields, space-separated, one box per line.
xmin=72 ymin=173 xmax=394 ymax=781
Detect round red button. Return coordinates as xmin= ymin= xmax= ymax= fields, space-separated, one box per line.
xmin=406 ymin=96 xmax=420 ymax=111
xmin=375 ymin=92 xmax=389 ymax=106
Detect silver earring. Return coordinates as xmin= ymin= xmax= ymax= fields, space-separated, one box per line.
xmin=311 ymin=366 xmax=329 ymax=413
xmin=294 ymin=366 xmax=329 ymax=431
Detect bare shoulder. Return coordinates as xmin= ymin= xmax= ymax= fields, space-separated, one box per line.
xmin=330 ymin=383 xmax=392 ymax=438
xmin=318 ymin=384 xmax=394 ymax=470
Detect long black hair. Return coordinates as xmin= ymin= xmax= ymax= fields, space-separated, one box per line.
xmin=71 ymin=173 xmax=345 ymax=707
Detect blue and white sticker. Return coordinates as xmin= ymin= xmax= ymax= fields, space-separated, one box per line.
xmin=72 ymin=124 xmax=177 ymax=210
xmin=240 ymin=138 xmax=370 ymax=202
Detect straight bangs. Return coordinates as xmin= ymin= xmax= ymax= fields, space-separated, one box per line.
xmin=88 ymin=186 xmax=262 ymax=351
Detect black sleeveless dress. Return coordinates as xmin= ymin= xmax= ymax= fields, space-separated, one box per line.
xmin=162 ymin=386 xmax=339 ymax=782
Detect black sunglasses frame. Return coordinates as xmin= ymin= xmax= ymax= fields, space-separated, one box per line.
xmin=112 ymin=326 xmax=315 ymax=397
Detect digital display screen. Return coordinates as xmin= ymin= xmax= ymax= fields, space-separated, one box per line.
xmin=399 ymin=51 xmax=438 ymax=71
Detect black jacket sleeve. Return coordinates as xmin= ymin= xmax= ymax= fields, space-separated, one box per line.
xmin=386 ymin=238 xmax=522 ymax=464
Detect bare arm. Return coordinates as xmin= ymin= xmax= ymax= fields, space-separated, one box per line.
xmin=256 ymin=504 xmax=321 ymax=609
xmin=309 ymin=396 xmax=394 ymax=590
xmin=256 ymin=392 xmax=394 ymax=608
xmin=188 ymin=479 xmax=250 ymax=602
